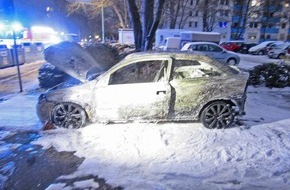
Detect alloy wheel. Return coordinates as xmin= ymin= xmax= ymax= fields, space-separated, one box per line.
xmin=201 ymin=101 xmax=234 ymax=129
xmin=52 ymin=103 xmax=86 ymax=129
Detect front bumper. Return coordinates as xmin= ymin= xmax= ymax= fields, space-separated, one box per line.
xmin=267 ymin=53 xmax=278 ymax=59
xmin=36 ymin=95 xmax=56 ymax=123
xmin=231 ymin=92 xmax=247 ymax=116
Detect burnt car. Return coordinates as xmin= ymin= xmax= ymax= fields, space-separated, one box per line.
xmin=37 ymin=52 xmax=249 ymax=129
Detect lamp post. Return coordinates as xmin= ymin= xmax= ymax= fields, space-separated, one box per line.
xmin=12 ymin=23 xmax=23 ymax=92
xmin=101 ymin=6 xmax=105 ymax=43
xmin=5 ymin=0 xmax=23 ymax=92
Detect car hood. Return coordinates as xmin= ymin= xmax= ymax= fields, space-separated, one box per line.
xmin=249 ymin=45 xmax=263 ymax=51
xmin=44 ymin=41 xmax=104 ymax=82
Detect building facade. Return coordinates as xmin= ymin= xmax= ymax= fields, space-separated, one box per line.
xmin=163 ymin=0 xmax=290 ymax=43
xmin=232 ymin=0 xmax=290 ymax=43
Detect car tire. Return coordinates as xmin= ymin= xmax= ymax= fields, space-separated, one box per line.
xmin=258 ymin=50 xmax=264 ymax=55
xmin=278 ymin=54 xmax=285 ymax=59
xmin=51 ymin=103 xmax=87 ymax=129
xmin=200 ymin=101 xmax=234 ymax=129
xmin=227 ymin=58 xmax=237 ymax=65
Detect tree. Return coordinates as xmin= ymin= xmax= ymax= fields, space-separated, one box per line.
xmin=197 ymin=0 xmax=221 ymax=32
xmin=259 ymin=0 xmax=284 ymax=41
xmin=67 ymin=0 xmax=129 ymax=28
xmin=127 ymin=0 xmax=165 ymax=51
xmin=231 ymin=0 xmax=252 ymax=40
xmin=161 ymin=0 xmax=193 ymax=29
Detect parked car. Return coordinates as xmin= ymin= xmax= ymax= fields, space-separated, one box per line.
xmin=266 ymin=41 xmax=285 ymax=52
xmin=181 ymin=42 xmax=240 ymax=65
xmin=220 ymin=41 xmax=244 ymax=52
xmin=268 ymin=43 xmax=290 ymax=59
xmin=287 ymin=46 xmax=290 ymax=57
xmin=249 ymin=41 xmax=282 ymax=55
xmin=239 ymin=43 xmax=257 ymax=54
xmin=37 ymin=52 xmax=249 ymax=129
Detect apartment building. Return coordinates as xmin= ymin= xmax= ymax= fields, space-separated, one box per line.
xmin=180 ymin=0 xmax=233 ymax=41
xmin=164 ymin=0 xmax=290 ymax=43
xmin=231 ymin=0 xmax=290 ymax=43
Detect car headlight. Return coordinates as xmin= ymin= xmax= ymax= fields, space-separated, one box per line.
xmin=38 ymin=94 xmax=47 ymax=103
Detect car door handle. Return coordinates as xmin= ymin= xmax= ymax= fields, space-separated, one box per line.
xmin=157 ymin=90 xmax=166 ymax=95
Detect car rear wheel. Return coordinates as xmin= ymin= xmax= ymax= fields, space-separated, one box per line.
xmin=278 ymin=54 xmax=285 ymax=59
xmin=227 ymin=58 xmax=237 ymax=65
xmin=200 ymin=101 xmax=234 ymax=129
xmin=258 ymin=50 xmax=264 ymax=55
xmin=51 ymin=103 xmax=86 ymax=129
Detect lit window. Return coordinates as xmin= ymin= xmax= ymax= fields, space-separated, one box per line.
xmin=251 ymin=0 xmax=260 ymax=6
xmin=251 ymin=12 xmax=258 ymax=18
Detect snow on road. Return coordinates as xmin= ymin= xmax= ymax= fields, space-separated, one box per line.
xmin=1 ymin=54 xmax=290 ymax=189
xmin=238 ymin=54 xmax=280 ymax=70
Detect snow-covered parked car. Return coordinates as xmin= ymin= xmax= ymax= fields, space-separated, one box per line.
xmin=181 ymin=42 xmax=240 ymax=65
xmin=37 ymin=51 xmax=249 ymax=129
xmin=248 ymin=41 xmax=282 ymax=55
xmin=267 ymin=42 xmax=290 ymax=59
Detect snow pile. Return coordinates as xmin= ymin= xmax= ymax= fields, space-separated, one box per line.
xmin=35 ymin=119 xmax=290 ymax=190
xmin=0 ymin=94 xmax=42 ymax=131
xmin=46 ymin=179 xmax=100 ymax=190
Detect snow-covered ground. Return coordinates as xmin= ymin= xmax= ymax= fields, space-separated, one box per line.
xmin=0 ymin=54 xmax=290 ymax=189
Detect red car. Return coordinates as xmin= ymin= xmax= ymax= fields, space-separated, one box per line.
xmin=220 ymin=41 xmax=244 ymax=52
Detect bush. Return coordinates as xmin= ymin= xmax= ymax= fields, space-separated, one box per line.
xmin=248 ymin=63 xmax=290 ymax=88
xmin=38 ymin=62 xmax=71 ymax=89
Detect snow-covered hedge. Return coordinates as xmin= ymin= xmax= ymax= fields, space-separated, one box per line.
xmin=38 ymin=62 xmax=71 ymax=89
xmin=248 ymin=62 xmax=290 ymax=88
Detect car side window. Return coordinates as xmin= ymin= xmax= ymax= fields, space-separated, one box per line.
xmin=109 ymin=60 xmax=167 ymax=85
xmin=197 ymin=44 xmax=208 ymax=51
xmin=208 ymin=44 xmax=223 ymax=52
xmin=173 ymin=59 xmax=221 ymax=79
xmin=191 ymin=45 xmax=198 ymax=51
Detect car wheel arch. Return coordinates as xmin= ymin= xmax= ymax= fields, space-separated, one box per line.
xmin=226 ymin=58 xmax=237 ymax=65
xmin=198 ymin=99 xmax=238 ymax=129
xmin=50 ymin=101 xmax=90 ymax=128
xmin=198 ymin=99 xmax=236 ymax=119
xmin=278 ymin=53 xmax=285 ymax=59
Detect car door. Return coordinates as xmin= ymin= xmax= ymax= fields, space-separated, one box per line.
xmin=206 ymin=44 xmax=226 ymax=63
xmin=169 ymin=58 xmax=223 ymax=120
xmin=95 ymin=58 xmax=172 ymax=121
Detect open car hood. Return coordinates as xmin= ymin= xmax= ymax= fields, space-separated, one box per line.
xmin=44 ymin=41 xmax=104 ymax=82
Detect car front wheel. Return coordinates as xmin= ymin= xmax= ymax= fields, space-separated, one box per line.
xmin=258 ymin=50 xmax=264 ymax=55
xmin=200 ymin=101 xmax=234 ymax=129
xmin=227 ymin=58 xmax=237 ymax=65
xmin=51 ymin=103 xmax=86 ymax=129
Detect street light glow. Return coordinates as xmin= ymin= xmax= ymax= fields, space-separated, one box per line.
xmin=31 ymin=26 xmax=56 ymax=34
xmin=0 ymin=23 xmax=5 ymax=30
xmin=12 ymin=23 xmax=23 ymax=31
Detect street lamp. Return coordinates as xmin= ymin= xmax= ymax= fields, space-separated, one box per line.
xmin=3 ymin=0 xmax=23 ymax=92
xmin=101 ymin=6 xmax=105 ymax=43
xmin=12 ymin=22 xmax=23 ymax=92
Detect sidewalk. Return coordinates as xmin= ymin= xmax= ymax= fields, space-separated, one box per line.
xmin=0 ymin=52 xmax=45 ymax=97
